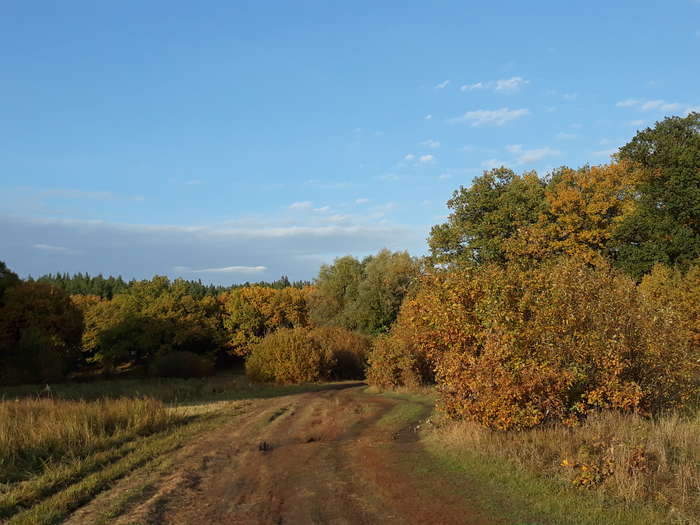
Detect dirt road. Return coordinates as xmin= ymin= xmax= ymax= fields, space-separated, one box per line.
xmin=67 ymin=384 xmax=496 ymax=525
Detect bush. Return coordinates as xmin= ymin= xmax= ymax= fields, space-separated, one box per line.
xmin=308 ymin=326 xmax=371 ymax=379
xmin=245 ymin=328 xmax=335 ymax=384
xmin=370 ymin=258 xmax=699 ymax=430
xmin=149 ymin=351 xmax=214 ymax=379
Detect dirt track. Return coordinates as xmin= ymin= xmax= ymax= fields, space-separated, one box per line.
xmin=67 ymin=385 xmax=495 ymax=525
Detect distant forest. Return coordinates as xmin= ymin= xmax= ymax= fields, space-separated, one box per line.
xmin=30 ymin=272 xmax=310 ymax=299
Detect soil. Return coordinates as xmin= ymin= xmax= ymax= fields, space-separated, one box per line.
xmin=66 ymin=384 xmax=498 ymax=525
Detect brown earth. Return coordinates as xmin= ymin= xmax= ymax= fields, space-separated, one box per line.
xmin=66 ymin=385 xmax=497 ymax=525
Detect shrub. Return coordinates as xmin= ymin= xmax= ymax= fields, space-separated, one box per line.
xmin=149 ymin=351 xmax=214 ymax=378
xmin=245 ymin=327 xmax=335 ymax=384
xmin=308 ymin=326 xmax=371 ymax=379
xmin=371 ymin=257 xmax=699 ymax=430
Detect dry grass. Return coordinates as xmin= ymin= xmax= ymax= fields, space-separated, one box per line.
xmin=427 ymin=409 xmax=700 ymax=523
xmin=0 ymin=397 xmax=178 ymax=484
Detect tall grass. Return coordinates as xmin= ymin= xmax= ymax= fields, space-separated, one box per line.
xmin=427 ymin=409 xmax=700 ymax=523
xmin=0 ymin=397 xmax=178 ymax=483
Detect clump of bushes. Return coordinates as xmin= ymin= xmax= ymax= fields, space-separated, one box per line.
xmin=246 ymin=326 xmax=372 ymax=383
xmin=246 ymin=328 xmax=335 ymax=383
xmin=149 ymin=351 xmax=214 ymax=378
xmin=367 ymin=257 xmax=699 ymax=430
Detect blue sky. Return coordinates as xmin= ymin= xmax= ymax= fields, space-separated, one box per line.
xmin=2 ymin=1 xmax=699 ymax=284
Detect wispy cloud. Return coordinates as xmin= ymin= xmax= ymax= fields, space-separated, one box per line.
xmin=460 ymin=77 xmax=529 ymax=93
xmin=555 ymin=132 xmax=578 ymax=140
xmin=481 ymin=159 xmax=509 ymax=169
xmin=616 ymin=98 xmax=696 ymax=113
xmin=420 ymin=139 xmax=441 ymax=149
xmin=380 ymin=174 xmax=401 ymax=181
xmin=404 ymin=154 xmax=415 ymax=161
xmin=460 ymin=82 xmax=484 ymax=91
xmin=289 ymin=201 xmax=313 ymax=210
xmin=506 ymin=144 xmax=560 ymax=164
xmin=438 ymin=173 xmax=453 ymax=180
xmin=451 ymin=107 xmax=530 ymax=126
xmin=435 ymin=80 xmax=450 ymax=89
xmin=355 ymin=198 xmax=369 ymax=204
xmin=33 ymin=243 xmax=80 ymax=254
xmin=494 ymin=76 xmax=529 ymax=92
xmin=418 ymin=154 xmax=435 ymax=164
xmin=425 ymin=114 xmax=432 ymax=120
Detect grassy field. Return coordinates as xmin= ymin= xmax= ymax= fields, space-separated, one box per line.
xmin=423 ymin=406 xmax=700 ymax=524
xmin=0 ymin=374 xmax=327 ymax=525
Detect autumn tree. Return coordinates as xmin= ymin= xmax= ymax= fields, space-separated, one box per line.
xmin=504 ymin=163 xmax=636 ymax=265
xmin=613 ymin=112 xmax=700 ymax=279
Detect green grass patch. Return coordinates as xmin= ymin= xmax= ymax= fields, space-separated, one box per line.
xmin=421 ymin=436 xmax=669 ymax=525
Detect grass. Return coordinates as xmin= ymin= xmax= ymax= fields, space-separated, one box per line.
xmin=424 ymin=409 xmax=700 ymax=524
xmin=0 ymin=397 xmax=178 ymax=485
xmin=0 ymin=373 xmax=335 ymax=524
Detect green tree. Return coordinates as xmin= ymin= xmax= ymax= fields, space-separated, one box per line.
xmin=307 ymin=256 xmax=364 ymax=327
xmin=428 ymin=168 xmax=547 ymax=266
xmin=614 ymin=112 xmax=700 ymax=279
xmin=352 ymin=249 xmax=420 ymax=334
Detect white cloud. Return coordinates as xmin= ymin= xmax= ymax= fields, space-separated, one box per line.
xmin=313 ymin=206 xmax=331 ymax=213
xmin=435 ymin=80 xmax=450 ymax=89
xmin=404 ymin=154 xmax=415 ymax=161
xmin=33 ymin=243 xmax=80 ymax=254
xmin=641 ymin=99 xmax=680 ymax=111
xmin=452 ymin=107 xmax=530 ymax=126
xmin=187 ymin=265 xmax=267 ymax=274
xmin=481 ymin=159 xmax=509 ymax=169
xmin=616 ymin=98 xmax=695 ymax=113
xmin=494 ymin=76 xmax=529 ymax=92
xmin=562 ymin=93 xmax=578 ymax=100
xmin=506 ymin=145 xmax=560 ymax=164
xmin=460 ymin=77 xmax=529 ymax=93
xmin=616 ymin=99 xmax=640 ymax=107
xmin=555 ymin=132 xmax=578 ymax=140
xmin=438 ymin=173 xmax=453 ymax=180
xmin=289 ymin=201 xmax=313 ymax=210
xmin=380 ymin=174 xmax=401 ymax=181
xmin=420 ymin=139 xmax=440 ymax=149
xmin=418 ymin=154 xmax=435 ymax=164
xmin=628 ymin=119 xmax=645 ymax=126
xmin=460 ymin=82 xmax=484 ymax=91
xmin=355 ymin=198 xmax=369 ymax=204
xmin=425 ymin=114 xmax=432 ymax=120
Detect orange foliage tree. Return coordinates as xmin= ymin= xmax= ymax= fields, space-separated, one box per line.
xmin=368 ymin=258 xmax=699 ymax=430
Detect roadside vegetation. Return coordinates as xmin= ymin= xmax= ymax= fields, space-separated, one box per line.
xmin=0 ymin=113 xmax=697 ymax=523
